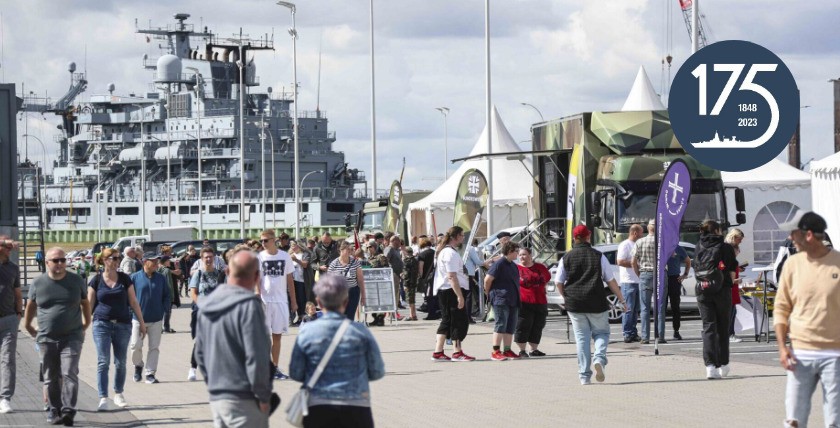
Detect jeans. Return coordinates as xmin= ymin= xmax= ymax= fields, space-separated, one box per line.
xmin=210 ymin=398 xmax=269 ymax=428
xmin=294 ymin=280 xmax=306 ymax=318
xmin=568 ymin=311 xmax=610 ymax=382
xmin=344 ymin=286 xmax=361 ymax=320
xmin=40 ymin=339 xmax=83 ymax=416
xmin=620 ymin=283 xmax=639 ymax=338
xmin=697 ymin=288 xmax=732 ymax=367
xmin=0 ymin=314 xmax=18 ymax=400
xmin=130 ymin=320 xmax=163 ymax=375
xmin=92 ymin=320 xmax=132 ymax=398
xmin=667 ymin=276 xmax=682 ymax=333
xmin=784 ymin=356 xmax=840 ymax=428
xmin=492 ymin=305 xmax=518 ymax=334
xmin=163 ymin=307 xmax=172 ymax=331
xmin=639 ymin=272 xmax=666 ymax=340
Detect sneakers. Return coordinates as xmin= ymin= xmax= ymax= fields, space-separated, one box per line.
xmin=0 ymin=398 xmax=12 ymax=414
xmin=491 ymin=350 xmax=508 ymax=361
xmin=145 ymin=374 xmax=159 ymax=384
xmin=730 ymin=335 xmax=743 ymax=343
xmin=529 ymin=349 xmax=546 ymax=357
xmin=274 ymin=369 xmax=290 ymax=380
xmin=658 ymin=339 xmax=668 ymax=344
xmin=593 ymin=361 xmax=605 ymax=382
xmin=113 ymin=393 xmax=127 ymax=408
xmin=97 ymin=398 xmax=109 ymax=412
xmin=719 ymin=365 xmax=730 ymax=378
xmin=518 ymin=350 xmax=530 ymax=358
xmin=187 ymin=368 xmax=197 ymax=381
xmin=640 ymin=339 xmax=650 ymax=345
xmin=623 ymin=336 xmax=634 ymax=343
xmin=431 ymin=351 xmax=451 ymax=362
xmin=674 ymin=332 xmax=683 ymax=340
xmin=133 ymin=366 xmax=143 ymax=382
xmin=451 ymin=351 xmax=476 ymax=362
xmin=46 ymin=409 xmax=61 ymax=425
xmin=502 ymin=350 xmax=520 ymax=360
xmin=580 ymin=378 xmax=592 ymax=385
xmin=706 ymin=365 xmax=721 ymax=379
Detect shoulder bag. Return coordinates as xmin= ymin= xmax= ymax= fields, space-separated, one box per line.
xmin=286 ymin=318 xmax=352 ymax=427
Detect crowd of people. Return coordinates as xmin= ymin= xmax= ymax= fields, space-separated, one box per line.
xmin=0 ymin=209 xmax=838 ymax=427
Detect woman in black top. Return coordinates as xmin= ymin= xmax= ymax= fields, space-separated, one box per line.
xmin=416 ymin=237 xmax=438 ymax=320
xmin=88 ymin=248 xmax=147 ymax=411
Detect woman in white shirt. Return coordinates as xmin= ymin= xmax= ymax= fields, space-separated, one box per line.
xmin=431 ymin=226 xmax=475 ymax=362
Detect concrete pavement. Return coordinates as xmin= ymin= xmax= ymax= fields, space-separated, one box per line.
xmin=0 ymin=305 xmax=827 ymax=427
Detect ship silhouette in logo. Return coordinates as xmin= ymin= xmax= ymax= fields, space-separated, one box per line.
xmin=691 ymin=131 xmax=767 ymax=149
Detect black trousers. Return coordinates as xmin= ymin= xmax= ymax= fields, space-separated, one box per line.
xmin=304 ymin=405 xmax=374 ymax=428
xmin=515 ymin=303 xmax=548 ymax=344
xmin=697 ymin=287 xmax=732 ymax=367
xmin=666 ymin=276 xmax=682 ymax=333
xmin=436 ymin=288 xmax=469 ymax=341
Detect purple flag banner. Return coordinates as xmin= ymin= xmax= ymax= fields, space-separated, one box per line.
xmin=655 ymin=160 xmax=692 ymax=308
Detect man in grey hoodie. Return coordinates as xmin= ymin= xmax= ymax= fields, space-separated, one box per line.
xmin=195 ymin=249 xmax=272 ymax=428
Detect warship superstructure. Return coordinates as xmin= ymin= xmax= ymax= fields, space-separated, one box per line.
xmin=19 ymin=13 xmax=367 ymax=233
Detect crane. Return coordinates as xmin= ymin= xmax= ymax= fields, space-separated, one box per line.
xmin=678 ymin=0 xmax=709 ymax=48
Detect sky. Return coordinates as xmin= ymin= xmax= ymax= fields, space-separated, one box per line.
xmin=4 ymin=0 xmax=840 ymax=193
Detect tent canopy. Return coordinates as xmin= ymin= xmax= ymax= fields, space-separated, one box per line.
xmin=811 ymin=151 xmax=840 ymax=237
xmin=721 ymin=158 xmax=811 ymax=189
xmin=811 ymin=150 xmax=840 ymax=173
xmin=621 ymin=66 xmax=665 ymax=112
xmin=408 ymin=105 xmax=533 ymax=212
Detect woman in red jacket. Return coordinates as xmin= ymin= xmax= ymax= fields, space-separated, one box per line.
xmin=514 ymin=247 xmax=552 ymax=357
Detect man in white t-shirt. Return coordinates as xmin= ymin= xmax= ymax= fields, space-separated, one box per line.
xmin=257 ymin=229 xmax=297 ymax=380
xmin=617 ymin=224 xmax=643 ymax=343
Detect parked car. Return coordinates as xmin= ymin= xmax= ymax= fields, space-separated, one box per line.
xmin=477 ymin=226 xmax=527 ymax=258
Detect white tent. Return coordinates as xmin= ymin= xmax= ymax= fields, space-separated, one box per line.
xmin=621 ymin=66 xmax=666 ymax=112
xmin=811 ymin=151 xmax=840 ymax=239
xmin=407 ymin=106 xmax=533 ymax=239
xmin=722 ymin=158 xmax=812 ymax=265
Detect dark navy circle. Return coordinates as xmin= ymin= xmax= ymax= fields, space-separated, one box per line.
xmin=668 ymin=40 xmax=799 ymax=172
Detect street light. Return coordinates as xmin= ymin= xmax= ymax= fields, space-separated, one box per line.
xmin=299 ymin=170 xmax=323 ymax=233
xmin=435 ymin=107 xmax=449 ymax=179
xmin=277 ymin=0 xmax=301 ymax=239
xmin=520 ymin=102 xmax=544 ymax=122
xmin=236 ymin=54 xmax=247 ymax=239
xmin=369 ymin=0 xmax=377 ymax=200
xmin=484 ymin=0 xmax=494 ymax=235
xmin=186 ymin=66 xmax=205 ymax=239
xmin=131 ymin=103 xmax=153 ymax=235
xmin=22 ymin=134 xmax=49 ymax=234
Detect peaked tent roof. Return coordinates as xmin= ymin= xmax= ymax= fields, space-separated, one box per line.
xmin=811 ymin=150 xmax=840 ymax=173
xmin=721 ymin=158 xmax=810 ymax=189
xmin=408 ymin=106 xmax=533 ymax=211
xmin=621 ymin=66 xmax=666 ymax=112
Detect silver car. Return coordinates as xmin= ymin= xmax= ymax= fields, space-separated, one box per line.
xmin=546 ymin=242 xmax=699 ymax=322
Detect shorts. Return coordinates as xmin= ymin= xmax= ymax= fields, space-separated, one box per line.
xmin=264 ymin=301 xmax=289 ymax=334
xmin=493 ymin=305 xmax=519 ymax=334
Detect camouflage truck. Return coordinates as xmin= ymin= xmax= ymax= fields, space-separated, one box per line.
xmin=531 ymin=109 xmax=745 ymax=255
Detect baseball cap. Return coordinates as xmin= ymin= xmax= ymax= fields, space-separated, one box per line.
xmin=779 ymin=210 xmax=827 ymax=234
xmin=497 ymin=231 xmax=512 ymax=239
xmin=143 ymin=252 xmax=161 ymax=261
xmin=279 ymin=232 xmax=290 ymax=240
xmin=573 ymin=224 xmax=591 ymax=239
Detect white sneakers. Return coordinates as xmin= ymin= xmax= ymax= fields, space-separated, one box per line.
xmin=188 ymin=368 xmax=197 ymax=381
xmin=706 ymin=365 xmax=721 ymax=379
xmin=114 ymin=393 xmax=127 ymax=408
xmin=98 ymin=397 xmax=109 ymax=412
xmin=730 ymin=335 xmax=743 ymax=343
xmin=593 ymin=361 xmax=606 ymax=383
xmin=719 ymin=365 xmax=730 ymax=378
xmin=0 ymin=398 xmax=12 ymax=413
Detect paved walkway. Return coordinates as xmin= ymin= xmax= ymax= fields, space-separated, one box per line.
xmin=0 ymin=306 xmax=827 ymax=427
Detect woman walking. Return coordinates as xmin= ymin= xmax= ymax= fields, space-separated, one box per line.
xmin=695 ymin=220 xmax=739 ymax=380
xmin=431 ymin=226 xmax=475 ymax=362
xmin=327 ymin=241 xmax=366 ymax=321
xmin=515 ymin=247 xmax=552 ymax=357
xmin=724 ymin=228 xmax=745 ymax=343
xmin=290 ymin=275 xmax=385 ymax=427
xmin=89 ymin=248 xmax=147 ymax=411
xmin=289 ymin=240 xmax=309 ymax=325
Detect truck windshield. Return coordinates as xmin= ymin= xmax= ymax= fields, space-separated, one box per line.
xmin=363 ymin=211 xmax=385 ymax=230
xmin=615 ymin=180 xmax=725 ymax=230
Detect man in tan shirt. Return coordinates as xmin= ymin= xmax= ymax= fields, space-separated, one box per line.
xmin=774 ymin=211 xmax=840 ymax=428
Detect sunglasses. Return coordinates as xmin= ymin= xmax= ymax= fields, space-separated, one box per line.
xmin=107 ymin=256 xmax=122 ymax=261
xmin=48 ymin=258 xmax=67 ymax=264
xmin=261 ymin=239 xmax=274 ymax=243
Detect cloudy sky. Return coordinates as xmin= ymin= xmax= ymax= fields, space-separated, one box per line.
xmin=4 ymin=0 xmax=839 ymax=192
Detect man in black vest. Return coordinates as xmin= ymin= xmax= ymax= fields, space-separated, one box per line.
xmin=555 ymin=225 xmax=626 ymax=385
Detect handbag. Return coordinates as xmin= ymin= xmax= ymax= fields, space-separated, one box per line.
xmin=285 ymin=318 xmax=352 ymax=427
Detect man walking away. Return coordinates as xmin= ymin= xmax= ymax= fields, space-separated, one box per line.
xmin=129 ymin=253 xmax=171 ymax=384
xmin=666 ymin=245 xmax=691 ymax=340
xmin=0 ymin=236 xmax=22 ymax=414
xmin=24 ymin=247 xmax=92 ymax=426
xmin=196 ymin=249 xmax=272 ymax=428
xmin=774 ymin=211 xmax=840 ymax=428
xmin=617 ymin=224 xmax=642 ymax=343
xmin=555 ymin=225 xmax=626 ymax=385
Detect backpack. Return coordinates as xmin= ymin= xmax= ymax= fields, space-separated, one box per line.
xmin=694 ymin=242 xmax=725 ymax=295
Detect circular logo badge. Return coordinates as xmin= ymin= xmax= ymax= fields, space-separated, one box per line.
xmin=668 ymin=40 xmax=799 ymax=172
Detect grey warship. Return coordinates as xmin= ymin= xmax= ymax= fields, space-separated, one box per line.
xmin=19 ymin=13 xmax=367 ymax=235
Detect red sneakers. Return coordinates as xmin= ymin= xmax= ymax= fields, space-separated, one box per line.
xmin=491 ymin=350 xmax=508 ymax=361
xmin=431 ymin=352 xmax=451 ymax=362
xmin=503 ymin=350 xmax=521 ymax=359
xmin=451 ymin=351 xmax=476 ymax=362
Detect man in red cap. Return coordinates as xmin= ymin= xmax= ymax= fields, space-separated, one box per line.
xmin=555 ymin=224 xmax=626 ymax=385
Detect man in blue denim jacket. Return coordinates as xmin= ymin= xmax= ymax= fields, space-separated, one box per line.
xmin=290 ymin=274 xmax=385 ymax=427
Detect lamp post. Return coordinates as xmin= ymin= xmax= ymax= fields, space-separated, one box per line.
xmin=22 ymin=134 xmax=48 ymax=229
xmin=485 ymin=0 xmax=494 ymax=236
xmin=277 ymin=0 xmax=300 ymax=239
xmin=236 ymin=45 xmax=247 ymax=238
xmin=299 ymin=170 xmax=323 ymax=231
xmin=186 ymin=67 xmax=205 ymax=240
xmin=369 ymin=0 xmax=377 ymax=199
xmin=435 ymin=107 xmax=449 ymax=179
xmin=520 ymin=102 xmax=544 ymax=122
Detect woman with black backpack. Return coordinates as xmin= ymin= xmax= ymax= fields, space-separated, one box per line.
xmin=695 ymin=220 xmax=739 ymax=380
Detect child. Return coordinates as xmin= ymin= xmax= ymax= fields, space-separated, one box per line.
xmin=401 ymin=247 xmax=419 ymax=321
xmin=301 ymin=301 xmax=321 ymax=324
